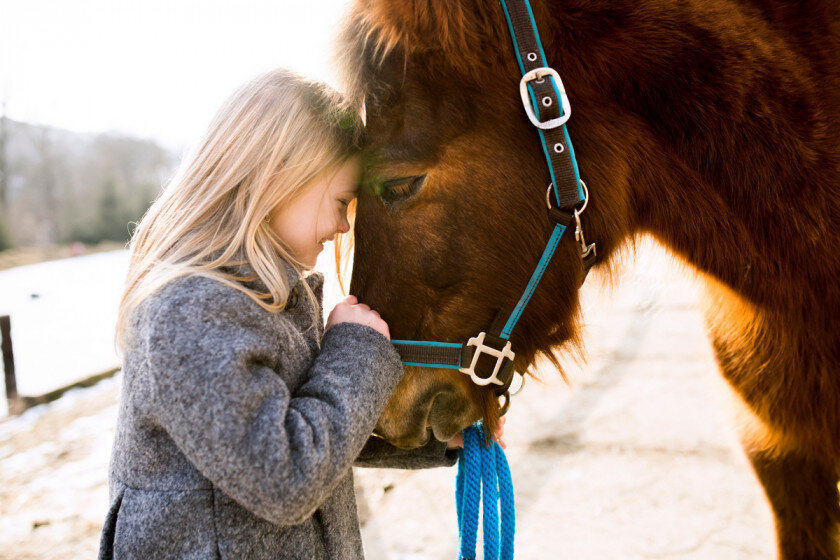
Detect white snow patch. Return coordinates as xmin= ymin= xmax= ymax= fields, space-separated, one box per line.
xmin=0 ymin=251 xmax=128 ymax=401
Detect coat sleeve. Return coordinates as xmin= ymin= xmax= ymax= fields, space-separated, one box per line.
xmin=140 ymin=280 xmax=404 ymax=526
xmin=354 ymin=435 xmax=458 ymax=469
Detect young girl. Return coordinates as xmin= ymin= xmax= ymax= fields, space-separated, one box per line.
xmin=98 ymin=68 xmax=457 ymax=560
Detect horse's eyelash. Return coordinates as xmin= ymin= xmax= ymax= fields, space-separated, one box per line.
xmin=382 ymin=177 xmax=417 ymax=189
xmin=389 ymin=183 xmax=413 ymax=196
xmin=380 ymin=174 xmax=427 ymax=206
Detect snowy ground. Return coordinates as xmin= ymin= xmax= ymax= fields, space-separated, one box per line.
xmin=0 ymin=251 xmax=129 ymax=410
xmin=0 ymin=376 xmax=119 ymax=559
xmin=0 ymin=240 xmax=776 ymax=559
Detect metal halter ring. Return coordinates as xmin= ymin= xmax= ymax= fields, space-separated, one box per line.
xmin=545 ymin=181 xmax=595 ymax=259
xmin=498 ymin=391 xmax=511 ymax=416
xmin=545 ymin=180 xmax=589 ymax=212
xmin=576 ymin=180 xmax=590 ymax=214
xmin=508 ymin=371 xmax=526 ymax=396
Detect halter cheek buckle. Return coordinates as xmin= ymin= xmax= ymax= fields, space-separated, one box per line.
xmin=519 ymin=67 xmax=571 ymax=130
xmin=459 ymin=332 xmax=515 ymax=387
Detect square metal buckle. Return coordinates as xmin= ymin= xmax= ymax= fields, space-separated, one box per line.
xmin=519 ymin=66 xmax=571 ymax=130
xmin=459 ymin=332 xmax=515 ymax=387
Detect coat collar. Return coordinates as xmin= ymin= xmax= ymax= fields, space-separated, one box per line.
xmin=223 ymin=257 xmax=324 ymax=304
xmin=285 ymin=261 xmax=324 ymax=303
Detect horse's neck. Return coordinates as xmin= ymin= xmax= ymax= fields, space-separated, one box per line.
xmin=556 ymin=0 xmax=840 ymax=314
xmin=622 ymin=121 xmax=839 ymax=315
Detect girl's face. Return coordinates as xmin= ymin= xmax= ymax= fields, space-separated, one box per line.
xmin=269 ymin=157 xmax=359 ymax=268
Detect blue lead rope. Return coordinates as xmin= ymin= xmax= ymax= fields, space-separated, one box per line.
xmin=456 ymin=423 xmax=515 ymax=560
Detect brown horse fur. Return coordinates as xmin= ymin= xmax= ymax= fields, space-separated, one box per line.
xmin=337 ymin=1 xmax=840 ymax=557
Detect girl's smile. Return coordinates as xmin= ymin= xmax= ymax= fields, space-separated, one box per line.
xmin=269 ymin=157 xmax=358 ymax=268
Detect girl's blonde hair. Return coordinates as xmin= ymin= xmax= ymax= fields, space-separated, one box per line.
xmin=116 ymin=68 xmax=362 ymax=351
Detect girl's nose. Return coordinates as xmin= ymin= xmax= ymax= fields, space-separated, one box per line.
xmin=337 ymin=217 xmax=351 ymax=234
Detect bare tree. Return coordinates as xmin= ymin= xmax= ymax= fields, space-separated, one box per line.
xmin=0 ymin=100 xmax=11 ymax=250
xmin=0 ymin=118 xmax=177 ymax=249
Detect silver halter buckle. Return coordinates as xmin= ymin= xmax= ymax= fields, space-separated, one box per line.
xmin=459 ymin=332 xmax=515 ymax=387
xmin=519 ymin=67 xmax=571 ymax=130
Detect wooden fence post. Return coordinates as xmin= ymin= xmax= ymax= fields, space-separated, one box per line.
xmin=1 ymin=314 xmax=121 ymax=415
xmin=1 ymin=314 xmax=22 ymax=414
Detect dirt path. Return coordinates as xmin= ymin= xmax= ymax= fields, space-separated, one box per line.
xmin=0 ymin=242 xmax=776 ymax=559
xmin=0 ymin=377 xmax=119 ymax=559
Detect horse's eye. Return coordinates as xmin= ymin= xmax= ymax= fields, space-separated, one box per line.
xmin=380 ymin=174 xmax=426 ymax=206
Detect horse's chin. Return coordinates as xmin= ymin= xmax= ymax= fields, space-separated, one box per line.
xmin=382 ymin=428 xmax=432 ymax=450
xmin=375 ymin=390 xmax=481 ymax=449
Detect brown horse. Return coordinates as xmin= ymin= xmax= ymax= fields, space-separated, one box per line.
xmin=337 ymin=1 xmax=840 ymax=557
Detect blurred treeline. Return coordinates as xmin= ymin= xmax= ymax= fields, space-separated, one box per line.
xmin=0 ymin=116 xmax=178 ymax=251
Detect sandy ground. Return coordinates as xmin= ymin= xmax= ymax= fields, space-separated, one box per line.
xmin=0 ymin=241 xmax=776 ymax=559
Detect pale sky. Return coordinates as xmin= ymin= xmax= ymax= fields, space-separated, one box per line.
xmin=0 ymin=0 xmax=351 ymax=151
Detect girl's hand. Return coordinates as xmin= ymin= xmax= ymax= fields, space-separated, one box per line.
xmin=326 ymin=295 xmax=391 ymax=340
xmin=446 ymin=417 xmax=507 ymax=449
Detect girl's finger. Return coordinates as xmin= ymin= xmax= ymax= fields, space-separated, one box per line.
xmin=447 ymin=432 xmax=464 ymax=449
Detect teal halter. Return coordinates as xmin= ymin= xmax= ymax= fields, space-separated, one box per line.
xmin=391 ymin=0 xmax=595 ymax=405
xmin=387 ymin=3 xmax=595 ymax=559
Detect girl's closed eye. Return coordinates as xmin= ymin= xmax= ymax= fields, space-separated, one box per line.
xmin=338 ymin=192 xmax=357 ymax=211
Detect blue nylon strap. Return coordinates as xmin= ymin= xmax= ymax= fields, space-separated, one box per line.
xmin=527 ymin=83 xmax=585 ymax=205
xmin=495 ymin=443 xmax=516 ymax=560
xmin=501 ymin=222 xmax=566 ymax=338
xmin=392 ymin=339 xmax=464 ymax=369
xmin=457 ymin=427 xmax=482 ymax=559
xmin=392 ymin=340 xmax=462 ymax=347
xmin=481 ymin=436 xmax=500 ymax=560
xmin=457 ymin=422 xmax=516 ymax=560
xmin=456 ymin=449 xmax=465 ymax=526
xmin=402 ymin=362 xmax=460 ymax=369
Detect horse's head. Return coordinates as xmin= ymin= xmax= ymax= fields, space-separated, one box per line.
xmin=339 ymin=0 xmax=629 ymax=448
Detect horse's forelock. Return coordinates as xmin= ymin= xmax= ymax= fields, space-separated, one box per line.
xmin=336 ymin=0 xmax=511 ymax=111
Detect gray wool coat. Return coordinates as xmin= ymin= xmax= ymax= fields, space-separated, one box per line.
xmin=98 ymin=263 xmax=456 ymax=560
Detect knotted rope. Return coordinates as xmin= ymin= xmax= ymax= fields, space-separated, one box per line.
xmin=456 ymin=422 xmax=515 ymax=560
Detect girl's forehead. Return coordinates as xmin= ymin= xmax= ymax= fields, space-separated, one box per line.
xmin=327 ymin=158 xmax=362 ymax=193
